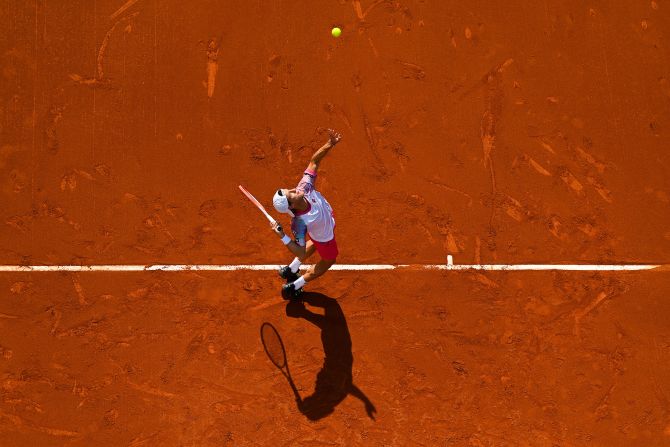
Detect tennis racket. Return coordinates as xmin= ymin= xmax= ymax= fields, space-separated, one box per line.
xmin=239 ymin=185 xmax=282 ymax=232
xmin=260 ymin=322 xmax=300 ymax=400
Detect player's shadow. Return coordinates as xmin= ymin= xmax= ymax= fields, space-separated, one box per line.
xmin=285 ymin=292 xmax=376 ymax=421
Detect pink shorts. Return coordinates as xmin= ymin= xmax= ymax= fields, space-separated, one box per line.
xmin=312 ymin=237 xmax=339 ymax=260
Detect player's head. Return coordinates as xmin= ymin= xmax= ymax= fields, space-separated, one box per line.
xmin=273 ymin=188 xmax=304 ymax=216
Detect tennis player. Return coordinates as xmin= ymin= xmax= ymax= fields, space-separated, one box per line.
xmin=271 ymin=129 xmax=341 ymax=299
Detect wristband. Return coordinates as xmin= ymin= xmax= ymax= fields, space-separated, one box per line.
xmin=281 ymin=235 xmax=291 ymax=245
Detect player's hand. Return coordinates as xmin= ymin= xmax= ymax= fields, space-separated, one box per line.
xmin=327 ymin=128 xmax=341 ymax=146
xmin=365 ymin=401 xmax=377 ymax=420
xmin=271 ymin=221 xmax=284 ymax=237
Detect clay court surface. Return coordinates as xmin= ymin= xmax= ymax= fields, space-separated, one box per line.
xmin=1 ymin=0 xmax=670 ymax=445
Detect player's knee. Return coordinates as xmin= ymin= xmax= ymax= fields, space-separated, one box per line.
xmin=315 ymin=258 xmax=335 ymax=274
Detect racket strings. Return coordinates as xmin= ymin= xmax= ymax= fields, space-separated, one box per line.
xmin=261 ymin=323 xmax=287 ymax=369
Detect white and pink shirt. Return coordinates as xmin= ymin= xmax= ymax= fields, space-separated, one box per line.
xmin=291 ymin=169 xmax=335 ymax=245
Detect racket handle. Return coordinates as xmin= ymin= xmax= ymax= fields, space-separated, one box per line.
xmin=277 ymin=224 xmax=283 ymax=233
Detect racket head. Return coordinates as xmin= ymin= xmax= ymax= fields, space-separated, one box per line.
xmin=260 ymin=322 xmax=287 ymax=369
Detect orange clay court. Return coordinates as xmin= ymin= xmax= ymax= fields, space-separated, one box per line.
xmin=1 ymin=1 xmax=670 ymax=446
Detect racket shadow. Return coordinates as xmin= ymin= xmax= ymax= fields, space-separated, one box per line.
xmin=285 ymin=292 xmax=376 ymax=421
xmin=259 ymin=322 xmax=302 ymax=403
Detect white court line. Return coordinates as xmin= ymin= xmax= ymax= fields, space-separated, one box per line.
xmin=0 ymin=264 xmax=664 ymax=272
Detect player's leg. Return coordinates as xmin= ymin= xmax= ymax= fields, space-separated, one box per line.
xmin=300 ymin=240 xmax=317 ymax=262
xmin=284 ymin=258 xmax=335 ymax=299
xmin=279 ymin=240 xmax=315 ymax=282
xmin=301 ymin=258 xmax=336 ymax=282
xmin=283 ymin=238 xmax=338 ymax=299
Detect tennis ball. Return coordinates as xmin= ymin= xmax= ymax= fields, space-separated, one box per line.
xmin=331 ymin=27 xmax=342 ymax=38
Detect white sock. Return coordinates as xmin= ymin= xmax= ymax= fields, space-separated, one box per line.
xmin=293 ymin=276 xmax=306 ymax=290
xmin=289 ymin=257 xmax=301 ymax=273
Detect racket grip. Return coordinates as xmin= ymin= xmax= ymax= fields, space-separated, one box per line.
xmin=277 ymin=224 xmax=282 ymax=233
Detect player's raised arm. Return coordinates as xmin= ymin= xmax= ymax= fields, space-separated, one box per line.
xmin=307 ymin=129 xmax=341 ymax=173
